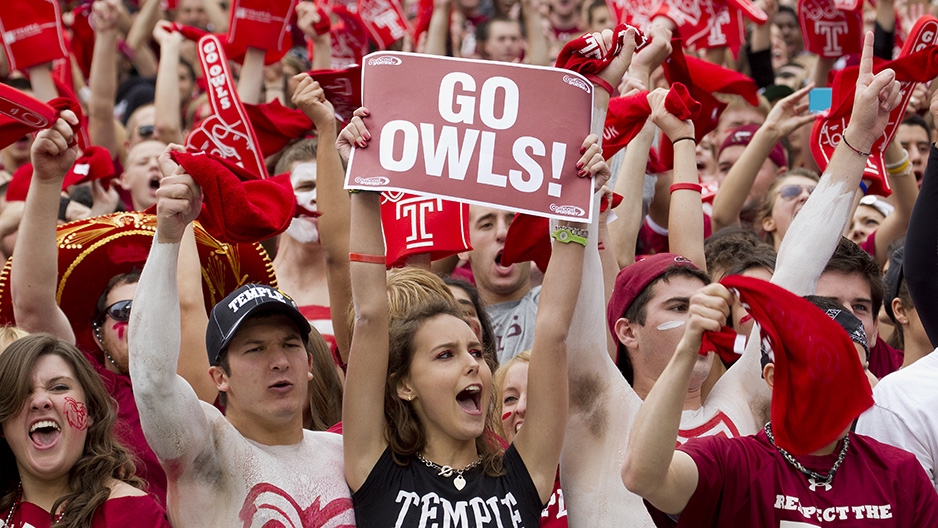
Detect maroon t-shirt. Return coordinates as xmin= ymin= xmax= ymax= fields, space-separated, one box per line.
xmin=649 ymin=430 xmax=938 ymax=527
xmin=13 ymin=495 xmax=169 ymax=528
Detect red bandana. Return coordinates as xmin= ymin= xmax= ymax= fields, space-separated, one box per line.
xmin=0 ymin=0 xmax=68 ymax=71
xmin=810 ymin=19 xmax=938 ymax=197
xmin=703 ymin=275 xmax=873 ymax=455
xmin=798 ymin=0 xmax=862 ymax=59
xmin=379 ymin=192 xmax=471 ymax=268
xmin=170 ymin=151 xmax=296 ymax=243
xmin=186 ymin=35 xmax=269 ymax=179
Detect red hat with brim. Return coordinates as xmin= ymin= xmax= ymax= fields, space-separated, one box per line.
xmin=0 ymin=212 xmax=276 ymax=358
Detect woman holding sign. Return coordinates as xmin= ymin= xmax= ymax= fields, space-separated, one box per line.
xmin=339 ymin=106 xmax=607 ymax=526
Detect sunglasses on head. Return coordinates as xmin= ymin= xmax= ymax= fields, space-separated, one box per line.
xmin=777 ymin=184 xmax=816 ymax=200
xmin=104 ymin=300 xmax=132 ymax=322
xmin=137 ymin=125 xmax=155 ymax=139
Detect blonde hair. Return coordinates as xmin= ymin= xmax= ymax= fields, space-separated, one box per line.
xmin=493 ymin=350 xmax=531 ymax=439
xmin=0 ymin=325 xmax=28 ymax=353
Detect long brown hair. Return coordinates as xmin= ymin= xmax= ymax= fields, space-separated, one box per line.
xmin=306 ymin=327 xmax=344 ymax=431
xmin=0 ymin=334 xmax=143 ymax=528
xmin=383 ymin=269 xmax=503 ymax=476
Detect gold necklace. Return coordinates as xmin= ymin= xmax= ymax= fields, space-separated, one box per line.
xmin=415 ymin=453 xmax=483 ymax=491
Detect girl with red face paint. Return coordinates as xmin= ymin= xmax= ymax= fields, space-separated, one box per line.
xmin=0 ymin=334 xmax=169 ymax=528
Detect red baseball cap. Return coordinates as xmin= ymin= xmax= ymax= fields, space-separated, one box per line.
xmin=719 ymin=124 xmax=787 ymax=170
xmin=606 ymin=253 xmax=698 ymax=346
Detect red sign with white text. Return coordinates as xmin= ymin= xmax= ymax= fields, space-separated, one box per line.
xmin=346 ymin=52 xmax=595 ymax=222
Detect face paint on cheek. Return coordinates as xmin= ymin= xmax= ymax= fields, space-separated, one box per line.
xmin=112 ymin=321 xmax=128 ymax=341
xmin=64 ymin=397 xmax=88 ymax=431
xmin=656 ymin=320 xmax=685 ymax=331
xmin=501 ymin=411 xmax=512 ymax=421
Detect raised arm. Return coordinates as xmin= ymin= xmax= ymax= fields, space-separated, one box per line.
xmin=866 ymin=139 xmax=917 ymax=267
xmin=772 ymin=31 xmax=902 ymax=294
xmin=87 ymin=0 xmax=122 ymax=159
xmin=621 ymin=283 xmax=732 ymax=514
xmin=649 ymin=89 xmax=706 ymax=269
xmin=176 ymin=221 xmax=215 ymax=403
xmin=295 ymin=2 xmax=332 ymax=71
xmin=423 ymin=0 xmax=451 ymax=56
xmin=520 ymin=0 xmax=549 ymax=66
xmin=10 ymin=113 xmax=79 ymax=341
xmin=514 ymin=137 xmax=601 ymax=502
xmin=152 ymin=21 xmax=186 ymax=145
xmin=292 ymin=75 xmax=353 ymax=362
xmin=129 ymin=153 xmax=215 ymax=469
xmin=610 ymin=119 xmax=655 ymax=269
xmin=339 ymin=109 xmax=391 ymax=492
xmin=710 ymin=85 xmax=814 ymax=233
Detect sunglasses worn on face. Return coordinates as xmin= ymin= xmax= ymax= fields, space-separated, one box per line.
xmin=778 ymin=184 xmax=816 ymax=200
xmin=137 ymin=125 xmax=155 ymax=139
xmin=104 ymin=300 xmax=132 ymax=322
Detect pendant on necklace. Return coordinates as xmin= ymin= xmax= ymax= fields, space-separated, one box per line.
xmin=454 ymin=474 xmax=466 ymax=491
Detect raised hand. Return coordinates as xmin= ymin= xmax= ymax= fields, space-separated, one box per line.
xmin=31 ymin=111 xmax=80 ymax=181
xmin=336 ymin=107 xmax=372 ymax=163
xmin=91 ymin=0 xmax=121 ymax=33
xmin=647 ymin=88 xmax=694 ymax=141
xmin=762 ymin=84 xmax=816 ymax=139
xmin=594 ymin=27 xmax=640 ymax=91
xmin=291 ymin=74 xmax=336 ymax=130
xmin=155 ymin=170 xmax=202 ymax=244
xmin=578 ymin=134 xmax=611 ymax=191
xmin=630 ymin=25 xmax=672 ymax=83
xmin=847 ymin=31 xmax=902 ymax=153
xmin=678 ymin=283 xmax=733 ymax=355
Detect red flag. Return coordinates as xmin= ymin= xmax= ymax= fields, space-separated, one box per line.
xmin=358 ymin=0 xmax=412 ymax=49
xmin=186 ymin=35 xmax=269 ymax=179
xmin=0 ymin=0 xmax=68 ymax=71
xmin=810 ymin=18 xmax=938 ymax=196
xmin=798 ymin=0 xmax=862 ymax=59
xmin=380 ymin=192 xmax=472 ymax=268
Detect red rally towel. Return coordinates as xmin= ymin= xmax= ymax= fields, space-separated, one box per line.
xmin=171 ymin=22 xmax=289 ymax=66
xmin=701 ymin=275 xmax=873 ymax=456
xmin=798 ymin=0 xmax=862 ymax=59
xmin=243 ymin=100 xmax=314 ymax=158
xmin=602 ymin=83 xmax=701 ymax=160
xmin=379 ymin=192 xmax=472 ymax=268
xmin=308 ymin=65 xmax=362 ymax=123
xmin=170 ymin=151 xmax=296 ymax=243
xmin=0 ymin=0 xmax=68 ymax=72
xmin=227 ymin=0 xmax=295 ymax=57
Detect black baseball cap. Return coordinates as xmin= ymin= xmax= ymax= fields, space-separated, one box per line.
xmin=205 ymin=284 xmax=311 ymax=366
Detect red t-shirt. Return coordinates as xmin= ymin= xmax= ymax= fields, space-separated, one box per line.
xmin=649 ymin=430 xmax=938 ymax=527
xmin=13 ymin=495 xmax=169 ymax=528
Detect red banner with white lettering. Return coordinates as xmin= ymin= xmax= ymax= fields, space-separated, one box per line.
xmin=227 ymin=0 xmax=295 ymax=54
xmin=187 ymin=35 xmax=269 ymax=179
xmin=380 ymin=192 xmax=471 ymax=266
xmin=346 ymin=52 xmax=595 ymax=222
xmin=0 ymin=0 xmax=68 ymax=72
xmin=798 ymin=0 xmax=862 ymax=59
xmin=358 ymin=0 xmax=412 ymax=49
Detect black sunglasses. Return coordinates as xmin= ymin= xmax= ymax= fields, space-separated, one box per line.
xmin=137 ymin=125 xmax=155 ymax=139
xmin=104 ymin=300 xmax=132 ymax=322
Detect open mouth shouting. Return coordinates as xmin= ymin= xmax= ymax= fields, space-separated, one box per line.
xmin=456 ymin=384 xmax=483 ymax=415
xmin=29 ymin=419 xmax=62 ymax=449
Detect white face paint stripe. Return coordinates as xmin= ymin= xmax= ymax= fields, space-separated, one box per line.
xmin=656 ymin=320 xmax=685 ymax=331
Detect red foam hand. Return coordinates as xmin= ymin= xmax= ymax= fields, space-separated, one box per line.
xmin=243 ymin=100 xmax=313 ymax=158
xmin=554 ymin=24 xmax=647 ymax=74
xmin=170 ymin=151 xmax=296 ymax=243
xmin=379 ymin=192 xmax=471 ymax=268
xmin=798 ymin=0 xmax=862 ymax=59
xmin=186 ymin=35 xmax=269 ymax=179
xmin=703 ymin=275 xmax=873 ymax=456
xmin=0 ymin=0 xmax=68 ymax=71
xmin=810 ymin=20 xmax=938 ymax=196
